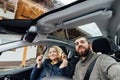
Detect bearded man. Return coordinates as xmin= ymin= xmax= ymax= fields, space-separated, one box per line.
xmin=73 ymin=37 xmax=120 ymax=80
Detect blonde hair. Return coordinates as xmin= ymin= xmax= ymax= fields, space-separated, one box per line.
xmin=46 ymin=45 xmax=64 ymax=60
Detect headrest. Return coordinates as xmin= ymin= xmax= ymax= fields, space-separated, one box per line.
xmin=92 ymin=38 xmax=111 ymax=54
xmin=59 ymin=46 xmax=68 ymax=55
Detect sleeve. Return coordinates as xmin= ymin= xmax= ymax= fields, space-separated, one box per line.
xmin=68 ymin=57 xmax=79 ymax=78
xmin=30 ymin=64 xmax=42 ymax=80
xmin=65 ymin=60 xmax=76 ymax=78
xmin=57 ymin=61 xmax=74 ymax=78
xmin=99 ymin=54 xmax=120 ymax=80
xmin=108 ymin=63 xmax=120 ymax=80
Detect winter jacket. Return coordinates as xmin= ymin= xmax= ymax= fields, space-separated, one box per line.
xmin=73 ymin=53 xmax=120 ymax=80
xmin=30 ymin=59 xmax=72 ymax=80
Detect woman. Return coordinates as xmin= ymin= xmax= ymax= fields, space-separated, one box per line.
xmin=30 ymin=45 xmax=71 ymax=80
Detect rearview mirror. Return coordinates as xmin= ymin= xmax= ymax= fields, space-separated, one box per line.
xmin=24 ymin=26 xmax=37 ymax=43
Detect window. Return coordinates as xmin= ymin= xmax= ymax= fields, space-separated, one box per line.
xmin=0 ymin=34 xmax=22 ymax=44
xmin=48 ymin=22 xmax=102 ymax=41
xmin=78 ymin=22 xmax=103 ymax=37
xmin=0 ymin=45 xmax=46 ymax=71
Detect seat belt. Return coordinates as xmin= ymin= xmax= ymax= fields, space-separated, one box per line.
xmin=83 ymin=55 xmax=100 ymax=80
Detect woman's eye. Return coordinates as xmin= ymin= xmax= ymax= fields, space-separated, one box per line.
xmin=49 ymin=51 xmax=57 ymax=54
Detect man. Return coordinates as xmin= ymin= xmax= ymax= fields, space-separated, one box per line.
xmin=73 ymin=37 xmax=120 ymax=80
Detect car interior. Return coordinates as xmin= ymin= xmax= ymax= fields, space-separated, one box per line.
xmin=0 ymin=0 xmax=120 ymax=80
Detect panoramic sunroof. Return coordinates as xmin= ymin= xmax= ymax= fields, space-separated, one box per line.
xmin=78 ymin=22 xmax=103 ymax=37
xmin=48 ymin=22 xmax=103 ymax=41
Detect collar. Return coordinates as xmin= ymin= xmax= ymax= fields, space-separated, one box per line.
xmin=81 ymin=52 xmax=94 ymax=63
xmin=45 ymin=59 xmax=62 ymax=66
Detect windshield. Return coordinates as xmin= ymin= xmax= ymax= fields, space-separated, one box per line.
xmin=0 ymin=0 xmax=75 ymax=19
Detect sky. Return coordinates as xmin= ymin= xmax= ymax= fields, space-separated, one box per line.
xmin=79 ymin=23 xmax=103 ymax=37
xmin=59 ymin=0 xmax=77 ymax=5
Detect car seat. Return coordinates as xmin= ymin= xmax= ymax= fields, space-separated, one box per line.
xmin=92 ymin=38 xmax=112 ymax=54
xmin=59 ymin=46 xmax=68 ymax=56
xmin=92 ymin=37 xmax=120 ymax=62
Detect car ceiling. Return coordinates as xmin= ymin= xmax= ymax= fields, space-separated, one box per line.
xmin=35 ymin=0 xmax=120 ymax=49
xmin=36 ymin=0 xmax=114 ymax=34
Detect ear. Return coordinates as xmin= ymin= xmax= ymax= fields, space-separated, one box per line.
xmin=89 ymin=44 xmax=93 ymax=51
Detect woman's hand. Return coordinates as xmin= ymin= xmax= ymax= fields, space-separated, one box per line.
xmin=59 ymin=53 xmax=68 ymax=68
xmin=36 ymin=55 xmax=43 ymax=68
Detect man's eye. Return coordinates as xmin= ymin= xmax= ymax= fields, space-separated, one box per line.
xmin=81 ymin=40 xmax=85 ymax=43
xmin=75 ymin=42 xmax=78 ymax=46
xmin=49 ymin=52 xmax=51 ymax=54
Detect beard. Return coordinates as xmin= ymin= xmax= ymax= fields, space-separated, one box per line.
xmin=76 ymin=46 xmax=90 ymax=57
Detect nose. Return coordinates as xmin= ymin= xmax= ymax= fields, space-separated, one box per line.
xmin=77 ymin=42 xmax=82 ymax=46
xmin=76 ymin=42 xmax=84 ymax=49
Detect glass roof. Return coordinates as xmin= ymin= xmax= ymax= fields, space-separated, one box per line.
xmin=78 ymin=22 xmax=103 ymax=37
xmin=48 ymin=22 xmax=103 ymax=41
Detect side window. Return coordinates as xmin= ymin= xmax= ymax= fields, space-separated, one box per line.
xmin=0 ymin=45 xmax=46 ymax=71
